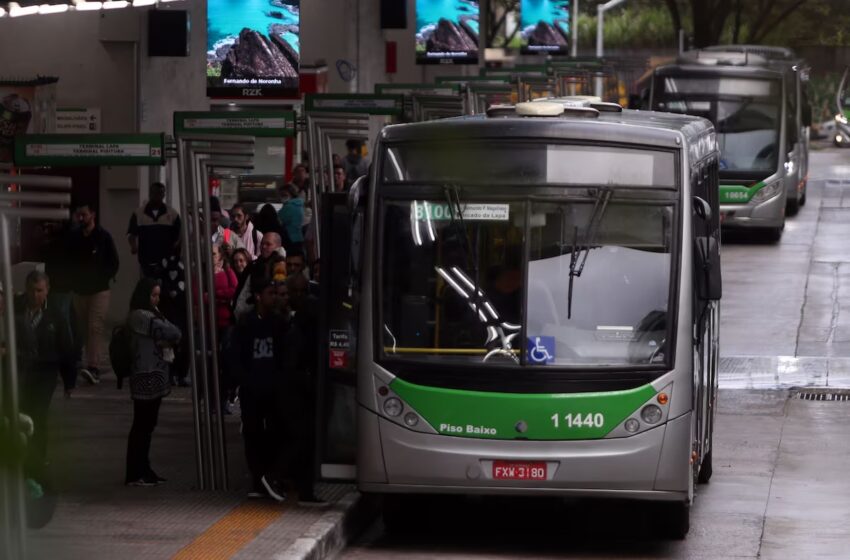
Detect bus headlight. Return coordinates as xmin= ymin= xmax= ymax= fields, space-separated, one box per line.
xmin=641 ymin=405 xmax=663 ymax=424
xmin=750 ymin=180 xmax=783 ymax=204
xmin=404 ymin=412 xmax=419 ymax=427
xmin=837 ymin=113 xmax=848 ymax=125
xmin=624 ymin=418 xmax=641 ymax=433
xmin=383 ymin=398 xmax=403 ymax=417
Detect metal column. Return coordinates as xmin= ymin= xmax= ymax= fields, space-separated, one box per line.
xmin=175 ymin=135 xmax=255 ymax=490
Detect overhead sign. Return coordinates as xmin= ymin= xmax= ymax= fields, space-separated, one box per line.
xmin=55 ymin=108 xmax=101 ymax=134
xmin=375 ymin=83 xmax=460 ymax=97
xmin=521 ymin=0 xmax=571 ymax=54
xmin=174 ymin=111 xmax=296 ymax=137
xmin=206 ymin=0 xmax=300 ymax=98
xmin=304 ymin=94 xmax=403 ymax=116
xmin=14 ymin=133 xmax=165 ymax=166
xmin=416 ymin=0 xmax=480 ymax=64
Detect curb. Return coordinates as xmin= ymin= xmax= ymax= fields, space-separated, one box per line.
xmin=273 ymin=491 xmax=376 ymax=560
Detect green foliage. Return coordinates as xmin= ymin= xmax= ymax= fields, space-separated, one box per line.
xmin=809 ymin=72 xmax=844 ymax=124
xmin=207 ymin=65 xmax=221 ymax=79
xmin=577 ymin=6 xmax=677 ymax=49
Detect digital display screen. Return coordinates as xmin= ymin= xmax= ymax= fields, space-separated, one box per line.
xmin=416 ymin=0 xmax=480 ymax=64
xmin=206 ymin=0 xmax=300 ymax=98
xmin=521 ymin=0 xmax=570 ymax=54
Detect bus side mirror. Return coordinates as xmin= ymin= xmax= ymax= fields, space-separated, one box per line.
xmin=803 ymin=106 xmax=813 ymax=128
xmin=693 ymin=196 xmax=711 ymax=222
xmin=695 ymin=236 xmax=722 ymax=301
xmin=348 ymin=175 xmax=367 ymax=212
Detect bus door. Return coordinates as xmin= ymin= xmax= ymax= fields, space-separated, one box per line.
xmin=316 ymin=191 xmax=360 ymax=479
xmin=692 ymin=158 xmax=722 ymax=465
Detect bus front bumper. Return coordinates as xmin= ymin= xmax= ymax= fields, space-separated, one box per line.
xmin=720 ymin=191 xmax=785 ymax=230
xmin=357 ymin=409 xmax=692 ymax=501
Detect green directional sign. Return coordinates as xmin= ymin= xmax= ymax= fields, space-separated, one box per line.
xmin=173 ymin=111 xmax=296 ymax=137
xmin=305 ymin=94 xmax=403 ymax=116
xmin=14 ymin=133 xmax=165 ymax=166
xmin=375 ymin=83 xmax=460 ymax=97
xmin=436 ymin=75 xmax=511 ymax=85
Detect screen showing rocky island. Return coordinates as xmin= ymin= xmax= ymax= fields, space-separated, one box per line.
xmin=207 ymin=0 xmax=300 ymax=98
xmin=416 ymin=0 xmax=479 ymax=64
xmin=521 ymin=0 xmax=570 ymax=54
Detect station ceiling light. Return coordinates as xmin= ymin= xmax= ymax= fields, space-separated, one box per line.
xmin=0 ymin=0 xmax=183 ymax=17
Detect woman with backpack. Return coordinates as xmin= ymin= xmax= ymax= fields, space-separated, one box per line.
xmin=124 ymin=278 xmax=181 ymax=486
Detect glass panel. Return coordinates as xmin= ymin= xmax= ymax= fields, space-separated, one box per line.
xmin=382 ymin=143 xmax=676 ymax=188
xmin=382 ymin=200 xmax=525 ymax=365
xmin=661 ymin=77 xmax=779 ymax=97
xmin=526 ymin=202 xmax=673 ymax=366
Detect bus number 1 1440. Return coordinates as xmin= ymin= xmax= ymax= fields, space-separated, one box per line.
xmin=551 ymin=412 xmax=605 ymax=429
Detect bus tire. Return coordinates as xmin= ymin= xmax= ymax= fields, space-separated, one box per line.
xmin=381 ymin=495 xmax=417 ymax=535
xmin=697 ymin=449 xmax=713 ymax=484
xmin=786 ymin=197 xmax=800 ymax=217
xmin=800 ymin=189 xmax=807 ymax=207
xmin=657 ymin=501 xmax=690 ymax=540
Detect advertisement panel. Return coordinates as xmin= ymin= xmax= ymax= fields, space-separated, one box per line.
xmin=520 ymin=0 xmax=571 ymax=54
xmin=206 ymin=0 xmax=300 ymax=98
xmin=0 ymin=78 xmax=57 ymax=163
xmin=416 ymin=0 xmax=479 ymax=64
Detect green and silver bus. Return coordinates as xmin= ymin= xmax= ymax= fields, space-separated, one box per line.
xmin=649 ymin=50 xmax=804 ymax=240
xmin=704 ymin=45 xmax=812 ymax=216
xmin=343 ymin=100 xmax=722 ymax=538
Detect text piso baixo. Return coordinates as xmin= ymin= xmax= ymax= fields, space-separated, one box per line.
xmin=439 ymin=423 xmax=497 ymax=436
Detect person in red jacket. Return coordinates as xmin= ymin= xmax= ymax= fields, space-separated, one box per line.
xmin=213 ymin=242 xmax=238 ymax=413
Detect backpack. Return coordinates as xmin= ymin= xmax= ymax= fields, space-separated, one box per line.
xmin=109 ymin=325 xmax=133 ymax=389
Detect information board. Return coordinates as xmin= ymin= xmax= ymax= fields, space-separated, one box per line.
xmin=206 ymin=0 xmax=300 ymax=98
xmin=14 ymin=133 xmax=165 ymax=166
xmin=521 ymin=0 xmax=571 ymax=54
xmin=416 ymin=0 xmax=480 ymax=64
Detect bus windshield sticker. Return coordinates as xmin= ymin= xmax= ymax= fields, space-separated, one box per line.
xmin=413 ymin=202 xmax=509 ymax=221
xmin=527 ymin=336 xmax=556 ymax=365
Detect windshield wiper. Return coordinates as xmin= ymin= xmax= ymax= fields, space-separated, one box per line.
xmin=567 ymin=188 xmax=613 ymax=319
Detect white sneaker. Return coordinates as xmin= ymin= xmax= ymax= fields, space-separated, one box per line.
xmin=80 ymin=368 xmax=100 ymax=385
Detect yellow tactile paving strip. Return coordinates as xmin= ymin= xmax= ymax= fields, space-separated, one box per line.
xmin=171 ymin=501 xmax=288 ymax=560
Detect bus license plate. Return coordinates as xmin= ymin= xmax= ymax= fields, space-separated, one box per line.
xmin=492 ymin=461 xmax=547 ymax=481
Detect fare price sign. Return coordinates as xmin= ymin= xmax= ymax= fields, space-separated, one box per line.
xmin=174 ymin=111 xmax=296 ymax=138
xmin=14 ymin=133 xmax=165 ymax=166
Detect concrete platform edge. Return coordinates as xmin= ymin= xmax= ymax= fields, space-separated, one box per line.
xmin=273 ymin=491 xmax=376 ymax=560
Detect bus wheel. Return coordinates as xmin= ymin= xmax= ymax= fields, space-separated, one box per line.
xmin=764 ymin=226 xmax=783 ymax=243
xmin=381 ymin=495 xmax=421 ymax=535
xmin=656 ymin=501 xmax=690 ymax=540
xmin=786 ymin=197 xmax=800 ymax=217
xmin=800 ymin=189 xmax=807 ymax=207
xmin=697 ymin=449 xmax=713 ymax=484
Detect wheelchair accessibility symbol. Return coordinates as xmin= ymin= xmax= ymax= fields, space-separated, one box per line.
xmin=527 ymin=336 xmax=555 ymax=364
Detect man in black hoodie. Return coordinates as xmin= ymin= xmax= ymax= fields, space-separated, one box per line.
xmin=232 ymin=275 xmax=297 ymax=501
xmin=68 ymin=203 xmax=119 ymax=385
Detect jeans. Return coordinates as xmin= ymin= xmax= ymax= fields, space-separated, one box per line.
xmin=20 ymin=370 xmax=58 ymax=481
xmin=125 ymin=397 xmax=162 ymax=482
xmin=73 ymin=290 xmax=110 ymax=371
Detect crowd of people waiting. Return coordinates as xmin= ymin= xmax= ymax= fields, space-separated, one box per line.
xmin=5 ymin=154 xmax=350 ymax=514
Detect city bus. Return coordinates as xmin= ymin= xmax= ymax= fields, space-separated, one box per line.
xmin=648 ymin=50 xmax=799 ymax=240
xmin=704 ymin=45 xmax=812 ymax=215
xmin=342 ymin=99 xmax=722 ymax=538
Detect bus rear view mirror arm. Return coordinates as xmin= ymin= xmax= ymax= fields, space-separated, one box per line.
xmin=695 ymin=236 xmax=722 ymax=301
xmin=692 ymin=196 xmax=711 ymax=222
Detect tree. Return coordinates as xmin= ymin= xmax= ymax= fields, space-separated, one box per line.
xmin=661 ymin=0 xmax=810 ymax=47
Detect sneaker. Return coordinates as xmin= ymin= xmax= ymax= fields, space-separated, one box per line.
xmin=80 ymin=368 xmax=100 ymax=385
xmin=261 ymin=475 xmax=287 ymax=502
xmin=147 ymin=471 xmax=167 ymax=483
xmin=297 ymin=494 xmax=329 ymax=507
xmin=126 ymin=477 xmax=157 ymax=487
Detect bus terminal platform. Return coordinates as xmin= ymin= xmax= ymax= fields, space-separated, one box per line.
xmin=26 ymin=378 xmax=369 ymax=560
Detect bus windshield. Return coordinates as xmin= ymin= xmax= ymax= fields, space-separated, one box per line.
xmin=380 ymin=192 xmax=675 ymax=369
xmin=654 ymin=76 xmax=781 ymax=176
